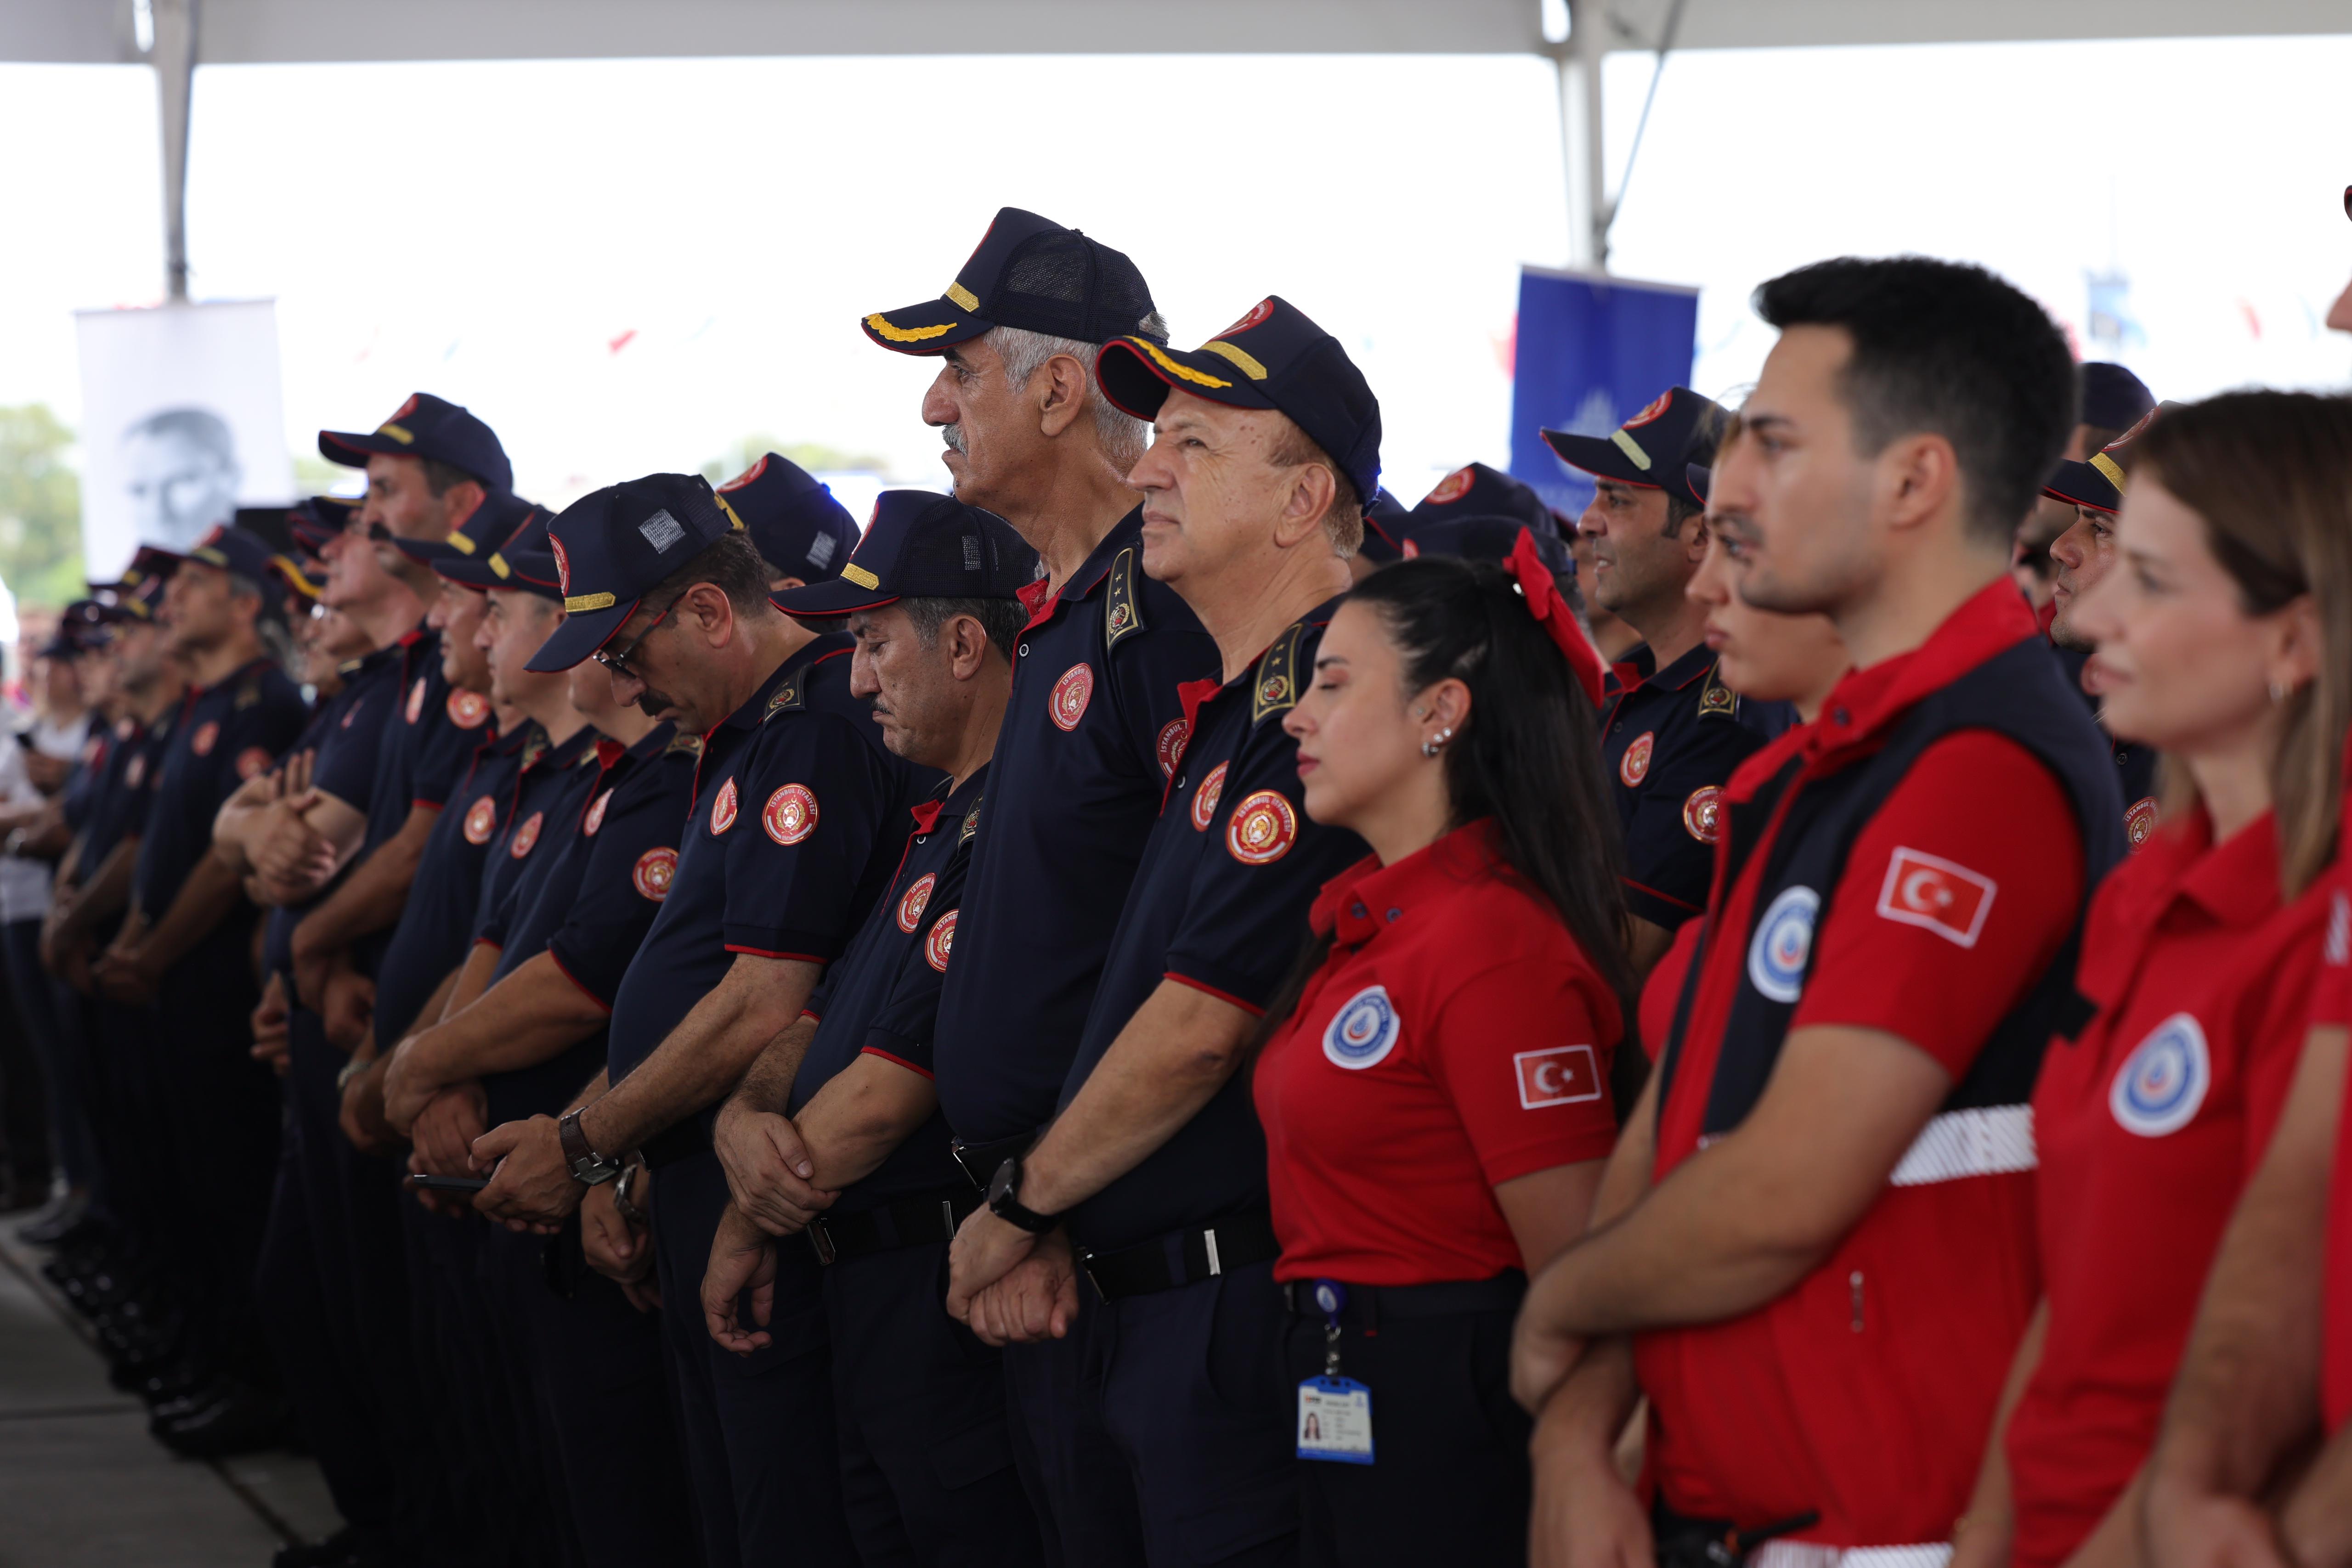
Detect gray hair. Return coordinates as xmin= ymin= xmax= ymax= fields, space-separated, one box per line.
xmin=988 ymin=324 xmax=1163 ymax=469
xmin=904 ymin=596 xmax=1026 ymax=660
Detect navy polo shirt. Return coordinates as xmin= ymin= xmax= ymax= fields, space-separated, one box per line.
xmin=370 ymin=722 xmax=526 ymax=1048
xmin=472 ymin=723 xmax=600 ymax=956
xmin=788 ymin=767 xmax=987 ymax=1215
xmin=605 ymin=636 xmax=934 ymax=1103
xmin=362 ymin=626 xmax=496 ymax=851
xmin=2054 ymin=643 xmax=2160 ymax=846
xmin=1598 ymin=642 xmax=1791 ymax=929
xmin=1057 ymin=604 xmax=1367 ymax=1256
xmin=933 ymin=510 xmax=1219 ymax=1145
xmin=60 ymin=727 xmax=108 ymax=837
xmin=262 ymin=646 xmax=402 ymax=982
xmin=130 ymin=658 xmax=308 ymax=954
xmin=76 ymin=714 xmax=153 ymax=864
xmin=477 ymin=724 xmax=699 ymax=1124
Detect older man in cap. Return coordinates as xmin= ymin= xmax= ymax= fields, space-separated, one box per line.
xmin=470 ymin=472 xmax=930 ymax=1568
xmin=864 ymin=205 xmax=1217 ymax=1565
xmin=944 ymin=295 xmax=1380 ymax=1566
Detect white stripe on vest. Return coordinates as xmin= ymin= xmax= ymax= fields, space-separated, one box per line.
xmin=1888 ymin=1105 xmax=2035 ymax=1187
xmin=1753 ymin=1542 xmax=1952 ymax=1568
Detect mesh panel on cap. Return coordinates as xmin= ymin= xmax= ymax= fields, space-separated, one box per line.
xmin=998 ymin=231 xmax=1156 ymax=344
xmin=1001 ymin=233 xmax=1097 ymax=307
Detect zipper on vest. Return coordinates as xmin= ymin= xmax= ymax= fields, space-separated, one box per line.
xmin=1849 ymin=1270 xmax=1865 ymax=1334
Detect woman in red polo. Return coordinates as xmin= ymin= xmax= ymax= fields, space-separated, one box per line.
xmin=1952 ymin=391 xmax=2348 ymax=1568
xmin=1255 ymin=540 xmax=1632 ymax=1568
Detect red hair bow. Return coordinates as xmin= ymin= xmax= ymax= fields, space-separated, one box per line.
xmin=1504 ymin=527 xmax=1606 ymax=711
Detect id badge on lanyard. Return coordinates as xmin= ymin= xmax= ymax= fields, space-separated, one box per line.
xmin=1296 ymin=1279 xmax=1373 ymax=1465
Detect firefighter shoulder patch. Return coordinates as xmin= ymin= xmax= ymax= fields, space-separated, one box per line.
xmin=1251 ymin=621 xmax=1307 ymax=727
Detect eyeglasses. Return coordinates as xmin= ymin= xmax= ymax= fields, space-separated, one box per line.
xmin=594 ymin=596 xmax=679 ymax=682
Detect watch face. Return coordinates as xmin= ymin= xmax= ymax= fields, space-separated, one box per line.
xmin=987 ymin=1156 xmax=1019 ymax=1208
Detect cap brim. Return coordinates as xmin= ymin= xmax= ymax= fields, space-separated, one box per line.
xmin=1095 ymin=338 xmax=1279 ymax=423
xmin=318 ymin=429 xmax=415 ymax=468
xmin=861 ymin=297 xmax=992 ymax=356
xmin=524 ymin=594 xmax=638 ymax=673
xmin=768 ymin=579 xmax=903 ymax=620
xmin=1686 ymin=464 xmax=1712 ymax=505
xmin=1540 ymin=428 xmax=1671 ymax=492
xmin=2041 ymin=460 xmax=2119 ymax=514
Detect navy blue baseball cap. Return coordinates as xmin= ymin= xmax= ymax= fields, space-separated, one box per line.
xmin=434 ymin=505 xmax=560 ymax=597
xmin=1400 ymin=519 xmax=1575 ymax=580
xmin=1357 ymin=487 xmax=1411 ymax=564
xmin=769 ymin=491 xmax=1038 ymax=619
xmin=1406 ymin=462 xmax=1555 ymax=536
xmin=2043 ymin=404 xmax=2169 ymax=517
xmin=2079 ymin=363 xmax=2155 ymax=433
xmin=1096 ymin=296 xmax=1383 ymax=506
xmin=525 ymin=473 xmax=746 ymax=673
xmin=863 ymin=207 xmax=1165 ymax=355
xmin=714 ymin=454 xmax=860 ymax=582
xmin=267 ymin=554 xmax=326 ymax=606
xmin=289 ymin=495 xmax=358 ymax=555
xmin=150 ymin=523 xmax=288 ymax=612
xmin=318 ymin=392 xmax=514 ymax=496
xmin=1542 ymin=387 xmax=1727 ymax=510
xmin=388 ymin=487 xmax=538 ymax=570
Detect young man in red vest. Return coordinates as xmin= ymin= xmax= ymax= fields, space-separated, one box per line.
xmin=1515 ymin=256 xmax=2126 ymax=1564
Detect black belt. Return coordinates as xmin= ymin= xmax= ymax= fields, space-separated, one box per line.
xmin=949 ymin=1132 xmax=1032 ymax=1190
xmin=1280 ymin=1270 xmax=1527 ymax=1325
xmin=806 ymin=1188 xmax=981 ymax=1267
xmin=1081 ymin=1211 xmax=1279 ymax=1301
xmin=639 ymin=1117 xmax=710 ymax=1172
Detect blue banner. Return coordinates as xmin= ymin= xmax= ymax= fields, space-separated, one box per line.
xmin=1508 ymin=267 xmax=1699 ymax=518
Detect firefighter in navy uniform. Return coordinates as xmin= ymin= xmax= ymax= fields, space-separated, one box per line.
xmin=2042 ymin=408 xmax=2169 ymax=847
xmin=712 ymin=449 xmax=862 ymax=591
xmin=95 ymin=524 xmax=309 ymax=1454
xmin=946 ymin=296 xmax=1382 ymax=1567
xmin=709 ymin=491 xmax=1047 ymax=1567
xmin=1545 ymin=389 xmax=1792 ymax=976
xmin=862 ymin=204 xmax=1217 ymax=1566
xmin=471 ymin=472 xmax=928 ymax=1568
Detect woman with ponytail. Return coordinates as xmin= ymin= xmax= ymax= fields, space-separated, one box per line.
xmin=1252 ymin=537 xmax=1632 ymax=1568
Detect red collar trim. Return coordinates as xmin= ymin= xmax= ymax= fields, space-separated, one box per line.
xmin=1804 ymin=579 xmax=2036 ymax=761
xmin=1309 ymin=819 xmax=1507 ymax=943
xmin=909 ymin=799 xmax=945 ymax=835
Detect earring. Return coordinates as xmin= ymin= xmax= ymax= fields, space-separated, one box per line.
xmin=1421 ymin=727 xmax=1453 ymax=758
xmin=2271 ymin=679 xmax=2290 ymax=704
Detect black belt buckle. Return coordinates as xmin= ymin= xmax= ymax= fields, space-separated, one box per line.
xmin=806 ymin=1219 xmax=837 ymax=1266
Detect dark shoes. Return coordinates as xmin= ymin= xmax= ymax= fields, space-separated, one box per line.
xmin=151 ymin=1380 xmax=291 ymax=1458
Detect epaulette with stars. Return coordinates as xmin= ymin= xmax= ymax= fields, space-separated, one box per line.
xmin=1250 ymin=620 xmax=1308 ymax=727
xmin=959 ymin=794 xmax=983 ymax=846
xmin=666 ymin=731 xmax=704 ymax=758
xmin=762 ymin=674 xmax=807 ymax=722
xmin=1104 ymin=547 xmax=1145 ymax=653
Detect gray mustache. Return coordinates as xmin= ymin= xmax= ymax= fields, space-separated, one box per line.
xmin=942 ymin=424 xmax=967 ymax=457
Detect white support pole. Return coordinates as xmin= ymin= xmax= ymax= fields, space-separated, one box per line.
xmin=153 ymin=0 xmax=196 ymax=301
xmin=1550 ymin=0 xmax=1610 ymax=273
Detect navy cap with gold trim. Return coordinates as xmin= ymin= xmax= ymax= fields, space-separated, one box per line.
xmin=1541 ymin=387 xmax=1726 ymax=510
xmin=434 ymin=505 xmax=561 ymax=598
xmin=1095 ymin=296 xmax=1382 ymax=506
xmin=863 ymin=207 xmax=1165 ymax=356
xmin=288 ymin=495 xmax=358 ymax=556
xmin=1406 ymin=461 xmax=1555 ymax=536
xmin=147 ymin=523 xmax=287 ymax=611
xmin=769 ymin=490 xmax=1037 ymax=619
xmin=318 ymin=392 xmax=513 ymax=496
xmin=713 ymin=453 xmax=859 ymax=582
xmin=387 ymin=487 xmax=537 ymax=570
xmin=2043 ymin=403 xmax=2170 ymax=517
xmin=525 ymin=473 xmax=746 ymax=672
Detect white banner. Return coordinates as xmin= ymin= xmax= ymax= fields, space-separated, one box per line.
xmin=74 ymin=300 xmax=295 ymax=579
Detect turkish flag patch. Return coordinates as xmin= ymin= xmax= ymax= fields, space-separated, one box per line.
xmin=1875 ymin=846 xmax=1997 ymax=948
xmin=1515 ymin=1045 xmax=1602 ymax=1109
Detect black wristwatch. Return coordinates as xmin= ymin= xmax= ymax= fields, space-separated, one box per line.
xmin=559 ymin=1109 xmax=622 ymax=1187
xmin=986 ymin=1155 xmax=1059 ymax=1234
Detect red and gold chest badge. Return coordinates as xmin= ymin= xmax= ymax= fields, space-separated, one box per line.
xmin=125 ymin=755 xmax=147 ymax=788
xmin=1050 ymin=663 xmax=1094 ymax=732
xmin=1422 ymin=465 xmax=1476 ymax=507
xmin=463 ymin=795 xmax=498 ymax=845
xmin=584 ymin=789 xmax=613 ymax=837
xmin=1618 ymin=731 xmax=1655 ymax=788
xmin=898 ymin=873 xmax=937 ymax=933
xmin=2125 ymin=797 xmax=2160 ymax=849
xmin=1157 ymin=719 xmax=1188 ymax=779
xmin=1190 ymin=761 xmax=1228 ymax=832
xmin=509 ymin=810 xmax=544 ymax=859
xmin=236 ymin=748 xmax=272 ymax=782
xmin=447 ymin=689 xmax=491 ymax=730
xmin=1682 ymin=785 xmax=1723 ymax=844
xmin=924 ymin=908 xmax=958 ymax=973
xmin=709 ymin=777 xmax=740 ymax=835
xmin=1226 ymin=789 xmax=1297 ymax=866
xmin=406 ymin=678 xmax=428 ymax=723
xmin=632 ymin=846 xmax=677 ymax=901
xmin=763 ymin=784 xmax=818 ymax=846
xmin=191 ymin=720 xmax=220 ymax=757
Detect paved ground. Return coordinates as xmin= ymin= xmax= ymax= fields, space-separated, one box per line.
xmin=0 ymin=1226 xmax=339 ymax=1568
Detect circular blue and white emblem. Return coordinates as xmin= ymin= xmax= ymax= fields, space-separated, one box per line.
xmin=1323 ymin=986 xmax=1401 ymax=1070
xmin=2110 ymin=1012 xmax=2211 ymax=1138
xmin=1747 ymin=886 xmax=1821 ymax=1005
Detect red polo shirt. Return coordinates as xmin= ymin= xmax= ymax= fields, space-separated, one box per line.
xmin=1636 ymin=581 xmax=2087 ymax=1547
xmin=2007 ymin=810 xmax=2327 ymax=1567
xmin=2309 ymin=840 xmax=2352 ymax=1430
xmin=1255 ymin=821 xmax=1622 ymax=1286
